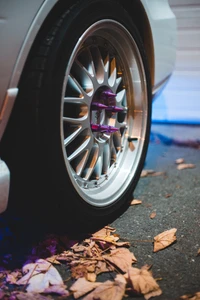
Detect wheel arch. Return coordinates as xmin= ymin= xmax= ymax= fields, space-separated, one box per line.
xmin=119 ymin=0 xmax=155 ymax=87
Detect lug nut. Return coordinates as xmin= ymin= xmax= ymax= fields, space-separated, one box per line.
xmin=91 ymin=124 xmax=119 ymax=133
xmin=91 ymin=102 xmax=107 ymax=110
xmin=91 ymin=102 xmax=123 ymax=113
xmin=105 ymin=105 xmax=123 ymax=112
xmin=101 ymin=91 xmax=117 ymax=99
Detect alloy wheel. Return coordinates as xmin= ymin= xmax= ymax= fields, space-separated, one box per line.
xmin=61 ymin=20 xmax=148 ymax=207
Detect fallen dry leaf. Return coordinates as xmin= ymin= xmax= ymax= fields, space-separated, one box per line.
xmin=151 ymin=171 xmax=166 ymax=177
xmin=86 ymin=264 xmax=96 ymax=273
xmin=56 ymin=250 xmax=76 ymax=261
xmin=95 ymin=260 xmax=114 ymax=275
xmin=43 ymin=284 xmax=69 ymax=296
xmin=6 ymin=273 xmax=17 ymax=284
xmin=92 ymin=235 xmax=119 ymax=245
xmin=179 ymin=292 xmax=200 ymax=300
xmin=46 ymin=255 xmax=61 ymax=264
xmin=130 ymin=199 xmax=142 ymax=205
xmin=94 ymin=238 xmax=130 ymax=249
xmin=103 ymin=247 xmax=137 ymax=273
xmin=70 ymin=257 xmax=112 ymax=280
xmin=6 ymin=271 xmax=21 ymax=284
xmin=92 ymin=226 xmax=120 ymax=246
xmin=71 ymin=243 xmax=88 ymax=253
xmin=71 ymin=263 xmax=91 ymax=279
xmin=70 ymin=277 xmax=102 ymax=299
xmin=86 ymin=272 xmax=96 ymax=282
xmin=153 ymin=228 xmax=177 ymax=252
xmin=140 ymin=170 xmax=166 ymax=178
xmin=124 ymin=266 xmax=162 ymax=300
xmin=150 ymin=212 xmax=156 ymax=219
xmin=165 ymin=193 xmax=172 ymax=198
xmin=16 ymin=259 xmax=63 ymax=293
xmin=92 ymin=226 xmax=116 ymax=238
xmin=177 ymin=163 xmax=195 ymax=170
xmin=175 ymin=158 xmax=185 ymax=164
xmin=114 ymin=241 xmax=130 ymax=247
xmin=197 ymin=249 xmax=200 ymax=256
xmin=140 ymin=170 xmax=155 ymax=177
xmin=15 ymin=291 xmax=51 ymax=300
xmin=82 ymin=274 xmax=126 ymax=300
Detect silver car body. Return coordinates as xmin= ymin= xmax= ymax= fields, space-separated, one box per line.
xmin=0 ymin=0 xmax=177 ymax=212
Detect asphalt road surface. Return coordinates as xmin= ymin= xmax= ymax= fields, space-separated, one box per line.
xmin=0 ymin=124 xmax=199 ymax=300
xmin=112 ymin=124 xmax=200 ymax=299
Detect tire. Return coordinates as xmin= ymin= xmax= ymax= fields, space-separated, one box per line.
xmin=2 ymin=0 xmax=152 ymax=231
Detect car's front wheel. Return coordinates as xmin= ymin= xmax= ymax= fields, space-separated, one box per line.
xmin=3 ymin=0 xmax=152 ymax=230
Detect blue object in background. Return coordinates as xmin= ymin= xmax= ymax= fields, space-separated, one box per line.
xmin=153 ymin=1 xmax=200 ymax=125
xmin=152 ymin=73 xmax=200 ymax=125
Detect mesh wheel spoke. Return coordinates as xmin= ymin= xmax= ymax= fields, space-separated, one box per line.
xmin=68 ymin=136 xmax=92 ymax=162
xmin=78 ymin=48 xmax=96 ymax=77
xmin=64 ymin=126 xmax=82 ymax=146
xmin=90 ymin=46 xmax=105 ymax=84
xmin=108 ymin=57 xmax=117 ymax=87
xmin=102 ymin=142 xmax=111 ymax=174
xmin=82 ymin=143 xmax=99 ymax=180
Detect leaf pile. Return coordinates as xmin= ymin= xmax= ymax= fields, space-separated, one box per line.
xmin=0 ymin=226 xmax=163 ymax=300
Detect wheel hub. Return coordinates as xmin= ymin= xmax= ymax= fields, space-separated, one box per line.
xmin=90 ymin=88 xmax=123 ymax=142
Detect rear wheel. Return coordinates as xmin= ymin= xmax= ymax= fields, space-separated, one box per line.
xmin=2 ymin=0 xmax=152 ymax=230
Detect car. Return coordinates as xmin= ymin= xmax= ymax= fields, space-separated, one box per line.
xmin=0 ymin=0 xmax=176 ymax=229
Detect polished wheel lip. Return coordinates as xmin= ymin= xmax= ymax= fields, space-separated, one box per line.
xmin=61 ymin=19 xmax=148 ymax=207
